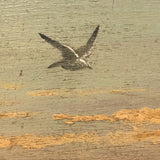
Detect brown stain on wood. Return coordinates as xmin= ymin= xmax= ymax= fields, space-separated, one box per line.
xmin=134 ymin=130 xmax=160 ymax=141
xmin=53 ymin=107 xmax=160 ymax=124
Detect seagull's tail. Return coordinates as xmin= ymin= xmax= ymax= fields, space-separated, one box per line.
xmin=48 ymin=60 xmax=63 ymax=69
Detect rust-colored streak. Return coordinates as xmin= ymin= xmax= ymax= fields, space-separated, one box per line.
xmin=0 ymin=83 xmax=22 ymax=90
xmin=0 ymin=133 xmax=100 ymax=149
xmin=134 ymin=130 xmax=160 ymax=140
xmin=28 ymin=88 xmax=145 ymax=97
xmin=53 ymin=107 xmax=160 ymax=124
xmin=0 ymin=112 xmax=40 ymax=119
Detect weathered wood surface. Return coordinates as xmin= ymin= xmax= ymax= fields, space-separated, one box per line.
xmin=0 ymin=0 xmax=160 ymax=159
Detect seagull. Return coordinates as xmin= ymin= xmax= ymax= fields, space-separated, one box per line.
xmin=39 ymin=25 xmax=99 ymax=71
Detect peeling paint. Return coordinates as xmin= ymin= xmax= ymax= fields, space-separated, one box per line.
xmin=0 ymin=132 xmax=100 ymax=149
xmin=0 ymin=129 xmax=160 ymax=149
xmin=0 ymin=112 xmax=40 ymax=119
xmin=53 ymin=107 xmax=160 ymax=124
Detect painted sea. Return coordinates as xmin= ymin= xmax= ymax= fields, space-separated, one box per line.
xmin=0 ymin=0 xmax=160 ymax=159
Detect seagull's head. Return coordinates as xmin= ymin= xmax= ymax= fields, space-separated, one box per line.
xmin=77 ymin=58 xmax=92 ymax=69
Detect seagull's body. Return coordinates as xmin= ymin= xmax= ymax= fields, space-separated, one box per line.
xmin=39 ymin=25 xmax=99 ymax=71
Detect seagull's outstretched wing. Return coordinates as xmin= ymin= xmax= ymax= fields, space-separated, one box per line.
xmin=39 ymin=33 xmax=78 ymax=59
xmin=76 ymin=25 xmax=99 ymax=58
xmin=86 ymin=25 xmax=99 ymax=52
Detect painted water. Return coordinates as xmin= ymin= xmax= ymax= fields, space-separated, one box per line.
xmin=0 ymin=0 xmax=160 ymax=159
